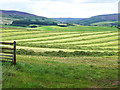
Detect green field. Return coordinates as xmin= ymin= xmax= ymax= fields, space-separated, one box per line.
xmin=90 ymin=21 xmax=118 ymax=26
xmin=1 ymin=26 xmax=119 ymax=88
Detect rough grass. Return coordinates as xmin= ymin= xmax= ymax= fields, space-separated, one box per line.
xmin=2 ymin=55 xmax=118 ymax=88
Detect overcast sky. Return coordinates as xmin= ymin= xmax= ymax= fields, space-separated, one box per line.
xmin=0 ymin=0 xmax=119 ymax=18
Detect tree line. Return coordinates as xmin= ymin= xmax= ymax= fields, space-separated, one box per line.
xmin=11 ymin=20 xmax=58 ymax=27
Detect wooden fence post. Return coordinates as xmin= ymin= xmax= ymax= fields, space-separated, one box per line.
xmin=13 ymin=41 xmax=16 ymax=65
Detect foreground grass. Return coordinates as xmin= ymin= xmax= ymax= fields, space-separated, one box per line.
xmin=2 ymin=55 xmax=118 ymax=88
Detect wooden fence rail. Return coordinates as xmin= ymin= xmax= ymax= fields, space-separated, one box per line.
xmin=0 ymin=41 xmax=16 ymax=65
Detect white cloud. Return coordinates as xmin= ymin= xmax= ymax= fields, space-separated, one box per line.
xmin=0 ymin=0 xmax=32 ymax=11
xmin=0 ymin=0 xmax=118 ymax=18
xmin=76 ymin=0 xmax=119 ymax=3
xmin=30 ymin=0 xmax=119 ymax=3
xmin=29 ymin=0 xmax=118 ymax=18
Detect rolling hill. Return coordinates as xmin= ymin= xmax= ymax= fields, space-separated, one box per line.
xmin=52 ymin=14 xmax=118 ymax=26
xmin=0 ymin=10 xmax=59 ymax=24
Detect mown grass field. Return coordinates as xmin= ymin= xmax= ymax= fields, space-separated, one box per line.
xmin=1 ymin=26 xmax=119 ymax=88
xmin=2 ymin=26 xmax=118 ymax=52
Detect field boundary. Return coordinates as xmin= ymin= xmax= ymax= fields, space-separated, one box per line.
xmin=0 ymin=41 xmax=16 ymax=65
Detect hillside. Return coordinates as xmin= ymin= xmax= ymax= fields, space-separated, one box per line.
xmin=52 ymin=14 xmax=118 ymax=26
xmin=75 ymin=14 xmax=118 ymax=26
xmin=0 ymin=10 xmax=59 ymax=24
xmin=0 ymin=10 xmax=118 ymax=26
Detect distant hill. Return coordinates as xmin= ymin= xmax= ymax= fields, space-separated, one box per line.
xmin=0 ymin=10 xmax=118 ymax=26
xmin=0 ymin=10 xmax=59 ymax=24
xmin=74 ymin=14 xmax=118 ymax=26
xmin=52 ymin=18 xmax=84 ymax=23
xmin=52 ymin=14 xmax=118 ymax=26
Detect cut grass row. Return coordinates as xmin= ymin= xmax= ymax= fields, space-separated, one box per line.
xmin=16 ymin=49 xmax=118 ymax=57
xmin=2 ymin=31 xmax=46 ymax=37
xmin=15 ymin=31 xmax=117 ymax=43
xmin=53 ymin=37 xmax=118 ymax=46
xmin=2 ymin=29 xmax=31 ymax=33
xmin=3 ymin=30 xmax=116 ymax=40
xmin=1 ymin=44 xmax=118 ymax=53
xmin=27 ymin=33 xmax=117 ymax=44
xmin=10 ymin=33 xmax=116 ymax=44
xmin=33 ymin=35 xmax=118 ymax=45
xmin=21 ymin=36 xmax=118 ymax=48
xmin=16 ymin=43 xmax=118 ymax=52
xmin=77 ymin=41 xmax=118 ymax=46
xmin=2 ymin=29 xmax=116 ymax=36
xmin=2 ymin=32 xmax=78 ymax=41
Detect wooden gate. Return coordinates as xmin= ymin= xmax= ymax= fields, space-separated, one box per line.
xmin=0 ymin=41 xmax=16 ymax=65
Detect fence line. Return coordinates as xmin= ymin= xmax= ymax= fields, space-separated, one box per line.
xmin=0 ymin=41 xmax=16 ymax=65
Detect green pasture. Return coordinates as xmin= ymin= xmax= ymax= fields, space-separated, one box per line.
xmin=90 ymin=21 xmax=118 ymax=26
xmin=36 ymin=26 xmax=118 ymax=32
